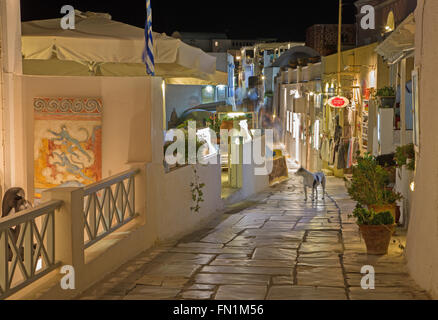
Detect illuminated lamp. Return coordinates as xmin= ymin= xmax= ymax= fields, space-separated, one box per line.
xmin=410 ymin=182 xmax=415 ymax=192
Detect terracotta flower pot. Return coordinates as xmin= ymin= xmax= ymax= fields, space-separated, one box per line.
xmin=220 ymin=120 xmax=234 ymax=130
xmin=359 ymin=224 xmax=394 ymax=255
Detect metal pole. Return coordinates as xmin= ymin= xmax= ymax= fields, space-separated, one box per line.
xmin=337 ymin=0 xmax=342 ymax=96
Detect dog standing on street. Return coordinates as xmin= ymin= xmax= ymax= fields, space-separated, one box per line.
xmin=295 ymin=167 xmax=326 ymax=201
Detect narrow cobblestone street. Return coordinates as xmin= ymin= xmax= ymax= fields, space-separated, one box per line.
xmin=79 ymin=169 xmax=430 ymax=300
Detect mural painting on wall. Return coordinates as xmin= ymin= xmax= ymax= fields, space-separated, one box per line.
xmin=34 ymin=97 xmax=102 ymax=199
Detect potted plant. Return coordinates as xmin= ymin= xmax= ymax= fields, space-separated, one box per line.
xmin=368 ymin=189 xmax=402 ymax=225
xmin=375 ymin=86 xmax=396 ymax=108
xmin=395 ymin=143 xmax=416 ymax=171
xmin=347 ymin=153 xmax=402 ymax=222
xmin=220 ymin=115 xmax=248 ymax=130
xmin=220 ymin=115 xmax=235 ymax=130
xmin=350 ymin=204 xmax=395 ymax=255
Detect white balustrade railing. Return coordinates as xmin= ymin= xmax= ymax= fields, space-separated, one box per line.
xmin=0 ymin=200 xmax=62 ymax=299
xmin=0 ymin=168 xmax=141 ymax=299
xmin=83 ymin=169 xmax=139 ymax=248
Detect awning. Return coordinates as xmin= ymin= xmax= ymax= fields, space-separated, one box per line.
xmin=375 ymin=13 xmax=415 ymax=64
xmin=270 ymin=46 xmax=320 ymax=68
xmin=165 ymin=71 xmax=228 ymax=85
xmin=21 ymin=11 xmax=217 ymax=78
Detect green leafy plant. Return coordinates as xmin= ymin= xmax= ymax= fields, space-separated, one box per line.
xmin=222 ymin=115 xmax=248 ymax=122
xmin=206 ymin=114 xmax=222 ymax=134
xmin=395 ymin=143 xmax=415 ymax=171
xmin=348 ymin=153 xmax=402 ymax=206
xmin=375 ymin=86 xmax=396 ymax=97
xmin=372 ymin=211 xmax=395 ymax=225
xmin=190 ymin=166 xmax=205 ymax=214
xmin=350 ymin=204 xmax=394 ymax=225
xmin=177 ymin=120 xmax=190 ymax=129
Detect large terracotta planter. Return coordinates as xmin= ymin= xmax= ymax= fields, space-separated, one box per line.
xmin=359 ymin=225 xmax=394 ymax=255
xmin=395 ymin=205 xmax=401 ymax=224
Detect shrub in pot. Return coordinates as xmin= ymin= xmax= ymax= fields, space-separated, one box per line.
xmin=351 ymin=204 xmax=395 ymax=255
xmin=375 ymin=86 xmax=396 ymax=108
xmin=368 ymin=188 xmax=401 ymax=223
xmin=347 ymin=153 xmax=402 ymax=222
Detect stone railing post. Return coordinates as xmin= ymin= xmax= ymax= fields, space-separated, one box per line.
xmin=41 ymin=187 xmax=85 ymax=291
xmin=128 ymin=163 xmax=147 ymax=225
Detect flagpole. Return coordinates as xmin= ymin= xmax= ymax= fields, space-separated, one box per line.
xmin=144 ymin=0 xmax=155 ymax=76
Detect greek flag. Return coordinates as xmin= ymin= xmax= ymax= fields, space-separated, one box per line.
xmin=143 ymin=0 xmax=155 ymax=76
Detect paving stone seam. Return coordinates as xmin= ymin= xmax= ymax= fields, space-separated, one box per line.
xmin=293 ymin=229 xmax=307 ymax=286
xmin=326 ymin=191 xmax=351 ymax=300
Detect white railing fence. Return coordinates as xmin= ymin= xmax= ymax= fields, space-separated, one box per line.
xmin=0 ymin=200 xmax=62 ymax=299
xmin=83 ymin=169 xmax=138 ymax=248
xmin=0 ymin=168 xmax=140 ymax=299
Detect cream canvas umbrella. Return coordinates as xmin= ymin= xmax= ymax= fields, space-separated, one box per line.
xmin=21 ymin=11 xmax=225 ymax=83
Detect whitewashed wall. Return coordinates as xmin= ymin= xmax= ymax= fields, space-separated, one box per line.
xmin=406 ymin=0 xmax=438 ymax=299
xmin=12 ymin=75 xmax=225 ymax=299
xmin=0 ymin=0 xmax=23 ymax=194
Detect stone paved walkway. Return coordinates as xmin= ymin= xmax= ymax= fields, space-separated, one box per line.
xmin=79 ymin=170 xmax=430 ymax=300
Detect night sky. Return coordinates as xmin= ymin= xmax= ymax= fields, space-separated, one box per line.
xmin=20 ymin=0 xmax=357 ymax=41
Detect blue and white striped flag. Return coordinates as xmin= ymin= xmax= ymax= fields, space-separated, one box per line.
xmin=143 ymin=0 xmax=155 ymax=76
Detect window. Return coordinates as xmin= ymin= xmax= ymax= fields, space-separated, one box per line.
xmin=412 ymin=68 xmax=420 ymax=151
xmin=201 ymin=86 xmax=215 ymax=103
xmin=217 ymin=85 xmax=227 ymax=101
xmin=314 ymin=120 xmax=320 ymax=150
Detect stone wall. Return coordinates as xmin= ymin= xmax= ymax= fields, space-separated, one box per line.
xmin=306 ymin=24 xmax=356 ymax=57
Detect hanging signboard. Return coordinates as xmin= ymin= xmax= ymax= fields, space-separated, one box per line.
xmin=328 ymin=96 xmax=349 ymax=108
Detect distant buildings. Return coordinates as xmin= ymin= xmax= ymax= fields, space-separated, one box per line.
xmin=170 ymin=31 xmax=304 ymax=111
xmin=306 ymin=24 xmax=356 ymax=56
xmin=171 ymin=31 xmax=276 ymax=53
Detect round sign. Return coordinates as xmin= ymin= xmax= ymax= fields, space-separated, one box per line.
xmin=328 ymin=96 xmax=349 ymax=108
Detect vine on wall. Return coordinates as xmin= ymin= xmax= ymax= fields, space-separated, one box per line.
xmin=190 ymin=165 xmax=205 ymax=214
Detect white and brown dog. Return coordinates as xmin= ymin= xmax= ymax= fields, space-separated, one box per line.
xmin=295 ymin=167 xmax=326 ymax=201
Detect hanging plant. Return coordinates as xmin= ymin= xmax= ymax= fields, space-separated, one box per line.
xmin=190 ymin=165 xmax=205 ymax=214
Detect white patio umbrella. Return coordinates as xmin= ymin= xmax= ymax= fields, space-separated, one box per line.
xmin=21 ymin=11 xmax=222 ymax=81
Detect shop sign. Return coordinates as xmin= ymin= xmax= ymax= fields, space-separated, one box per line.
xmin=328 ymin=96 xmax=349 ymax=108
